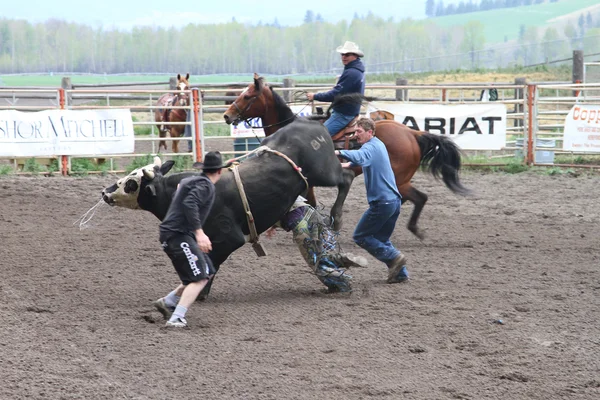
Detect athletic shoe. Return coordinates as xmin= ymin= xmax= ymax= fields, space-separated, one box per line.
xmin=387 ymin=254 xmax=409 ymax=284
xmin=165 ymin=317 xmax=188 ymax=328
xmin=152 ymin=297 xmax=175 ymax=320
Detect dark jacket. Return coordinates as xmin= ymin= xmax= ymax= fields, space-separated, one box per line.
xmin=159 ymin=174 xmax=215 ymax=241
xmin=313 ymin=58 xmax=365 ymax=116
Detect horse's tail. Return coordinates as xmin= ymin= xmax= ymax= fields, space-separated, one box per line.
xmin=327 ymin=93 xmax=376 ymax=118
xmin=415 ymin=132 xmax=470 ymax=196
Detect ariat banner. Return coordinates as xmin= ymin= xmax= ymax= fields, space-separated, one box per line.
xmin=563 ymin=104 xmax=600 ymax=151
xmin=0 ymin=109 xmax=135 ymax=157
xmin=367 ymin=102 xmax=507 ymax=150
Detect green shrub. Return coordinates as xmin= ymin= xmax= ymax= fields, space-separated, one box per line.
xmin=22 ymin=158 xmax=43 ymax=174
xmin=70 ymin=158 xmax=98 ymax=175
xmin=48 ymin=159 xmax=59 ymax=173
xmin=0 ymin=165 xmax=13 ymax=175
xmin=171 ymin=155 xmax=193 ymax=172
xmin=546 ymin=167 xmax=564 ymax=176
xmin=125 ymin=154 xmax=155 ymax=173
xmin=501 ymin=161 xmax=528 ymax=174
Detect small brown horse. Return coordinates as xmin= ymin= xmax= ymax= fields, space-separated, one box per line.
xmin=223 ymin=74 xmax=469 ymax=238
xmin=154 ymin=73 xmax=190 ymax=153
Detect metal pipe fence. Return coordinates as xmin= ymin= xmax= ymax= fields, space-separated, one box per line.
xmin=2 ymin=80 xmax=600 ymax=174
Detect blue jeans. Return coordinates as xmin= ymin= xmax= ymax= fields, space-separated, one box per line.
xmin=353 ymin=198 xmax=401 ymax=265
xmin=324 ymin=110 xmax=356 ymax=136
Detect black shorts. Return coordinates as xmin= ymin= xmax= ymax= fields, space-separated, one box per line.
xmin=161 ymin=233 xmax=215 ymax=285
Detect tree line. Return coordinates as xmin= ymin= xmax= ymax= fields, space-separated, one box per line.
xmin=426 ymin=0 xmax=559 ymax=18
xmin=0 ymin=10 xmax=597 ymax=76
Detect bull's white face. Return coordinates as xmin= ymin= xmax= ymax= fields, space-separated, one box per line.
xmin=102 ymin=157 xmax=161 ymax=209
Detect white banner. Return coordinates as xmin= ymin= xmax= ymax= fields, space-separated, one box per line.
xmin=0 ymin=109 xmax=135 ymax=157
xmin=367 ymin=102 xmax=507 ymax=150
xmin=563 ymin=105 xmax=600 ymax=151
xmin=230 ymin=105 xmax=312 ymax=138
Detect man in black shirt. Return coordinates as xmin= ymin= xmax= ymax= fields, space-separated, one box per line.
xmin=153 ymin=151 xmax=225 ymax=328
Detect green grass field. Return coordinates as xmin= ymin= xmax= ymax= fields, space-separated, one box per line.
xmin=431 ymin=0 xmax=599 ymax=43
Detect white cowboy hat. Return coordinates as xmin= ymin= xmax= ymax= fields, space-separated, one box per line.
xmin=336 ymin=41 xmax=364 ymax=57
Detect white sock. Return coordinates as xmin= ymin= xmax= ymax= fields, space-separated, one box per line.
xmin=169 ymin=305 xmax=188 ymax=322
xmin=164 ymin=290 xmax=180 ymax=308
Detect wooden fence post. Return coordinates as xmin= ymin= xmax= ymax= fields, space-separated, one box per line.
xmin=61 ymin=77 xmax=72 ymax=105
xmin=514 ymin=77 xmax=527 ymax=128
xmin=572 ymin=50 xmax=584 ymax=97
xmin=169 ymin=77 xmax=177 ymax=90
xmin=283 ymin=78 xmax=295 ymax=103
xmin=572 ymin=50 xmax=584 ymax=84
xmin=395 ymin=78 xmax=408 ymax=101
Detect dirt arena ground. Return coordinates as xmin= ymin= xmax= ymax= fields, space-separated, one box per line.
xmin=1 ymin=169 xmax=599 ymax=399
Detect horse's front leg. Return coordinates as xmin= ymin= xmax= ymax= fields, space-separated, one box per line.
xmin=330 ymin=168 xmax=356 ymax=231
xmin=171 ymin=128 xmax=179 ymax=153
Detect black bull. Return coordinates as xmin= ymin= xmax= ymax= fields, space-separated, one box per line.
xmin=102 ymin=119 xmax=354 ymax=297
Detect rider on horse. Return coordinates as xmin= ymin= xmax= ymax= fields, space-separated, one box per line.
xmin=307 ymin=41 xmax=366 ymax=137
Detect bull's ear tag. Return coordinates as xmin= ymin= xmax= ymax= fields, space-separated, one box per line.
xmin=252 ymin=241 xmax=268 ymax=257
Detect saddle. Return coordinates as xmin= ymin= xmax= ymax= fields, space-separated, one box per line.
xmin=331 ymin=115 xmax=361 ymax=150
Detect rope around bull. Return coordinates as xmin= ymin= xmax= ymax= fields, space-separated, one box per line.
xmin=227 ymin=145 xmax=309 ymax=190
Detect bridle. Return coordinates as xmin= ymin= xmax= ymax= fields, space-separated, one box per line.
xmin=231 ymin=95 xmax=259 ymax=125
xmin=231 ymin=87 xmax=312 ymax=130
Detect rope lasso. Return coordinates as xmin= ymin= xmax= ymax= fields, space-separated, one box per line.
xmin=227 ymin=145 xmax=309 ymax=190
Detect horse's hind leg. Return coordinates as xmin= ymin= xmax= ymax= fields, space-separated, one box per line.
xmin=400 ymin=184 xmax=428 ymax=240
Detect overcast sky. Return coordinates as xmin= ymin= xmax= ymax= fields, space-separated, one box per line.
xmin=4 ymin=0 xmax=465 ymax=29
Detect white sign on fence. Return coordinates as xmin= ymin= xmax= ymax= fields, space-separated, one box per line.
xmin=0 ymin=109 xmax=135 ymax=157
xmin=563 ymin=105 xmax=600 ymax=151
xmin=367 ymin=102 xmax=507 ymax=150
xmin=230 ymin=105 xmax=312 ymax=138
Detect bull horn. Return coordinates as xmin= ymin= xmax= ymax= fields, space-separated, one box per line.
xmin=153 ymin=156 xmax=162 ymax=167
xmin=142 ymin=168 xmax=155 ymax=180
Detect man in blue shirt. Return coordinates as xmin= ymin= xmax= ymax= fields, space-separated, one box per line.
xmin=335 ymin=118 xmax=409 ymax=283
xmin=307 ymin=41 xmax=366 ymax=137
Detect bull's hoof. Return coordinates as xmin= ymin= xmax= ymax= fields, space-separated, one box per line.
xmin=331 ymin=215 xmax=343 ymax=232
xmin=196 ymin=291 xmax=210 ymax=302
xmin=196 ymin=282 xmax=213 ymax=302
xmin=409 ymin=226 xmax=425 ymax=240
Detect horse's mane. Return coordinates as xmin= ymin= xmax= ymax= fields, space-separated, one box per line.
xmin=271 ymin=88 xmax=297 ymax=127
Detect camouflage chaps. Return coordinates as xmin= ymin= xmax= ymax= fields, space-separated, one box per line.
xmin=290 ymin=207 xmax=352 ymax=292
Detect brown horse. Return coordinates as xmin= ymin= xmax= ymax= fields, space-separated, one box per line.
xmin=223 ymin=74 xmax=469 ymax=238
xmin=154 ymin=73 xmax=190 ymax=153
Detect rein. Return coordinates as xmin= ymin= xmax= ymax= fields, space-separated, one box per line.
xmin=242 ymin=102 xmax=312 ymax=131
